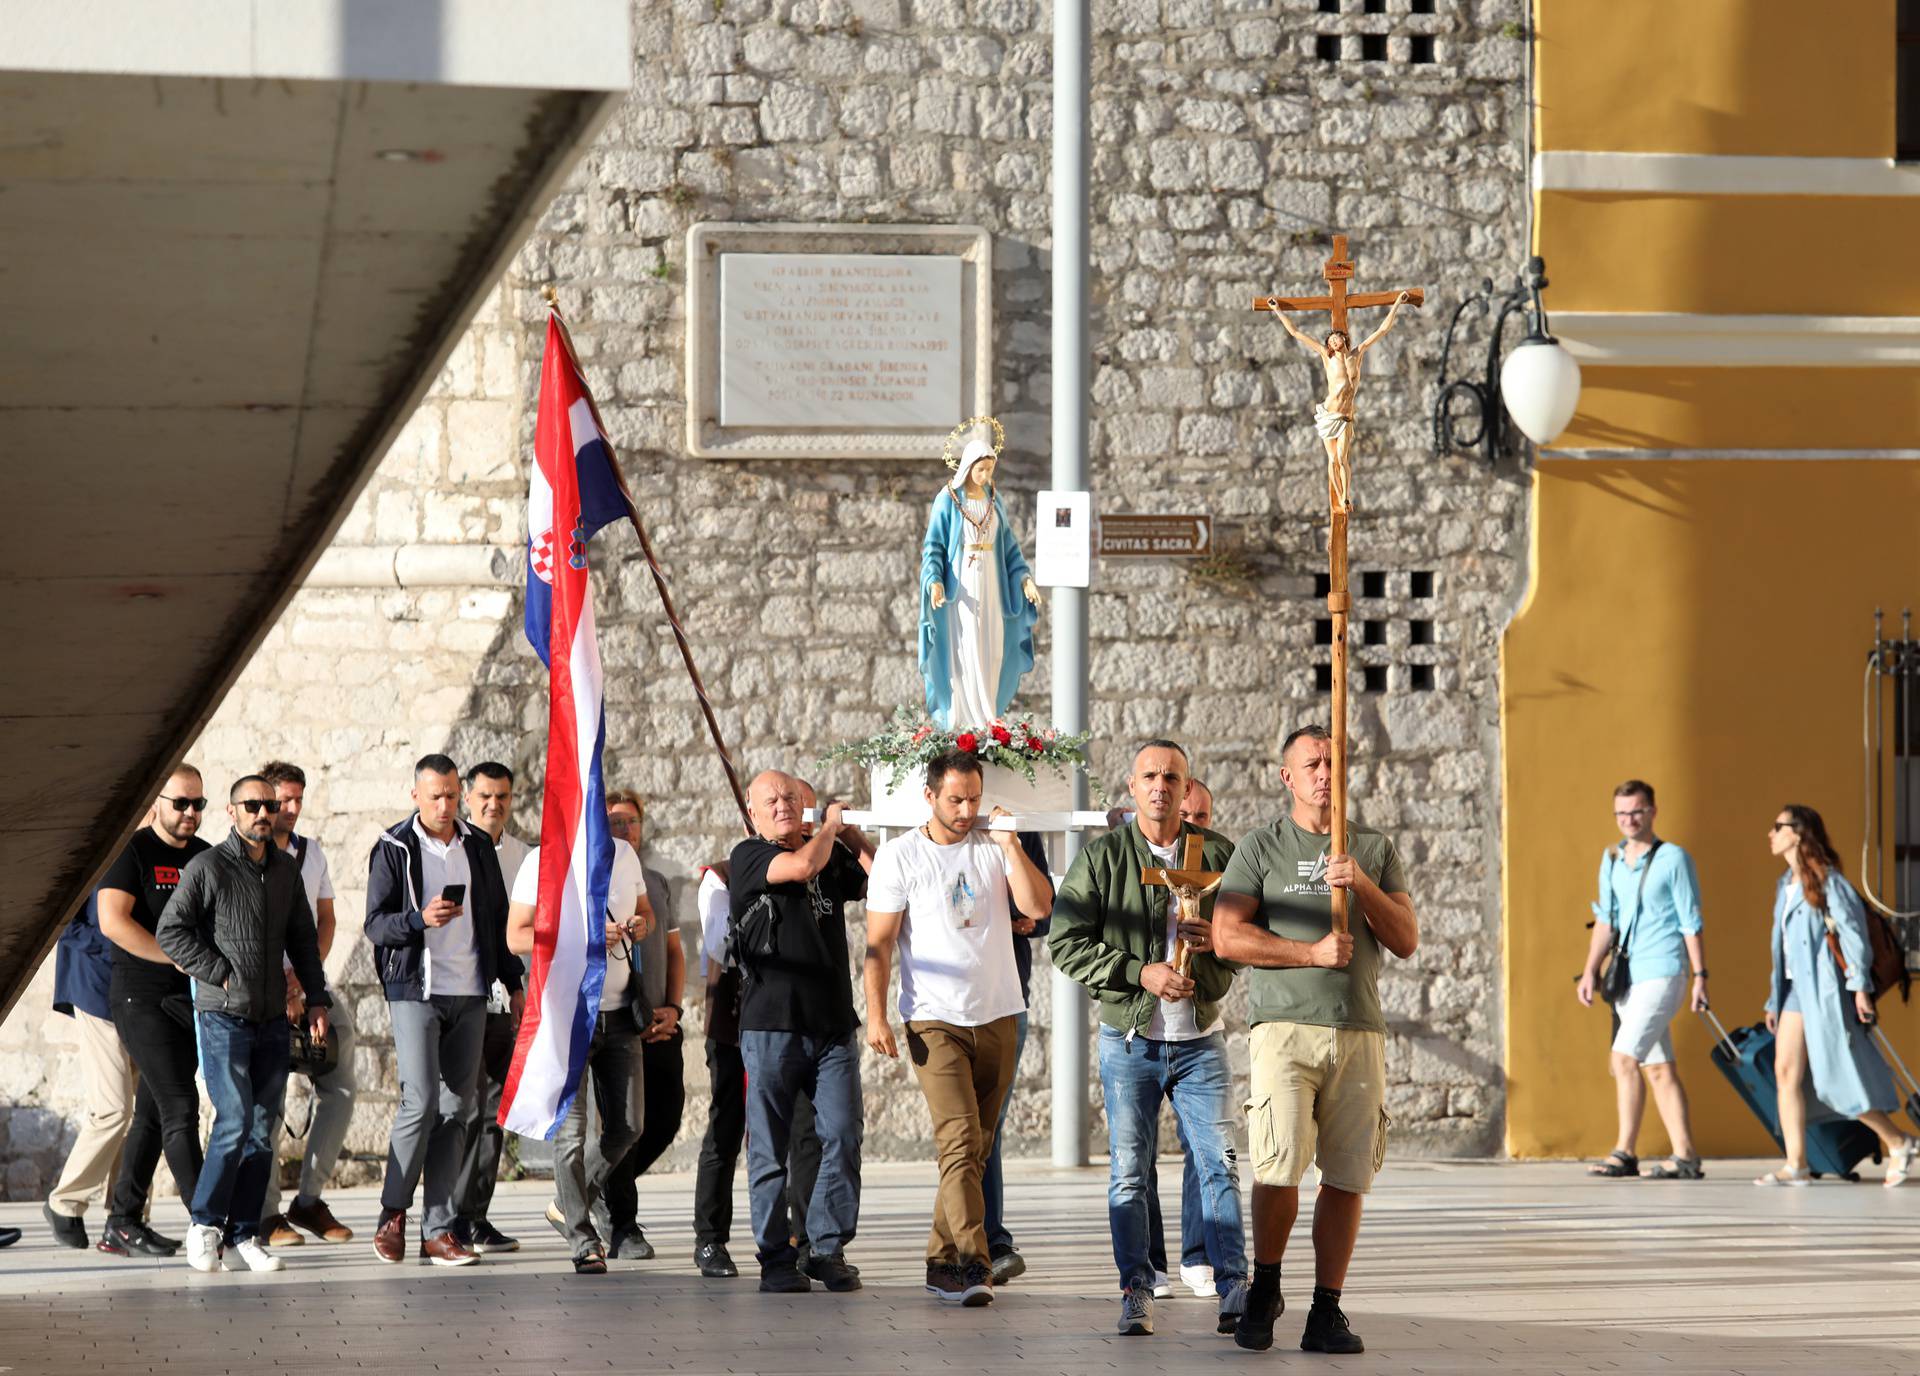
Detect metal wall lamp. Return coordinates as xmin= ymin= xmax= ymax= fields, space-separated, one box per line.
xmin=1432 ymin=256 xmax=1582 ymax=464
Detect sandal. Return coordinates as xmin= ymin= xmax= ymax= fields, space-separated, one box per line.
xmin=1754 ymin=1166 xmax=1811 ymax=1187
xmin=1644 ymin=1157 xmax=1704 ymax=1180
xmin=573 ymin=1249 xmax=607 ymax=1275
xmin=1885 ymin=1137 xmax=1917 ymax=1188
xmin=1587 ymin=1150 xmax=1639 ymax=1178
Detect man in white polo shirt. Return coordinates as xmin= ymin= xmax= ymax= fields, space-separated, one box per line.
xmin=863 ymin=749 xmax=1052 ymax=1308
xmin=256 ymin=760 xmax=358 ymax=1250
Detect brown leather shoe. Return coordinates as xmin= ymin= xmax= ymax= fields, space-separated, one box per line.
xmin=421 ymin=1230 xmax=479 ymax=1267
xmin=373 ymin=1208 xmax=407 ymax=1265
xmin=262 ymin=1214 xmax=304 ymax=1248
xmin=285 ymin=1197 xmax=354 ymax=1243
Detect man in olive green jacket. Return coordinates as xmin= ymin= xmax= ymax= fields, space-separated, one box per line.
xmin=1048 ymin=740 xmax=1247 ymax=1340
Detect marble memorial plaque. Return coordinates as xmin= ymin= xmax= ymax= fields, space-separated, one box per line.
xmin=719 ymin=253 xmax=962 ymax=428
xmin=686 ymin=222 xmax=993 ymax=460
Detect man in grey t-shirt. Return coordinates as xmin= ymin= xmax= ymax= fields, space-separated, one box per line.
xmin=1214 ymin=726 xmax=1418 ymax=1357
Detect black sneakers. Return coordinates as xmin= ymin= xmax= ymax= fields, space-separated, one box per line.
xmin=1301 ymin=1300 xmax=1364 ymax=1354
xmin=1233 ymin=1283 xmax=1284 ymax=1351
xmin=466 ymin=1219 xmax=520 ymax=1253
xmin=609 ymin=1227 xmax=654 ymax=1261
xmin=97 ymin=1220 xmax=177 ymax=1257
xmin=803 ymin=1251 xmax=862 ymax=1292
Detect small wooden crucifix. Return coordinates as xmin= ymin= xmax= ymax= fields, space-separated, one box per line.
xmin=1142 ymin=834 xmax=1226 ymax=976
xmin=1252 ymin=234 xmax=1424 ymax=933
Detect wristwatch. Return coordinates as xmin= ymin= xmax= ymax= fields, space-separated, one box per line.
xmin=1693 ymin=970 xmax=1708 ymax=979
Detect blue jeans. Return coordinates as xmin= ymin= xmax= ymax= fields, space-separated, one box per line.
xmin=740 ymin=1029 xmax=864 ymax=1267
xmin=1147 ymin=1115 xmax=1211 ymax=1273
xmin=1098 ymin=1026 xmax=1246 ymax=1294
xmin=982 ymin=1011 xmax=1029 ymax=1252
xmin=191 ymin=1012 xmax=291 ymax=1243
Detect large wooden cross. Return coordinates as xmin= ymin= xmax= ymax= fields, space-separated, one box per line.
xmin=1252 ymin=234 xmax=1423 ymax=933
xmin=1142 ymin=833 xmax=1226 ymax=976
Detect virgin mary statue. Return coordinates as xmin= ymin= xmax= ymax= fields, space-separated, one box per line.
xmin=918 ymin=418 xmax=1041 ymax=730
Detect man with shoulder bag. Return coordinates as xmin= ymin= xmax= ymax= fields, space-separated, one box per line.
xmin=1574 ymin=780 xmax=1710 ymax=1180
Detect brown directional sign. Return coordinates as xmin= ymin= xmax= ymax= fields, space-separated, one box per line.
xmin=1097 ymin=514 xmax=1213 ymax=558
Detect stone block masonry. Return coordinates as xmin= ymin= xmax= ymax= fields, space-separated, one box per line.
xmin=0 ymin=0 xmax=1530 ymax=1198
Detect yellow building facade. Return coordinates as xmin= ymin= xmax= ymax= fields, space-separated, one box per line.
xmin=1506 ymin=1 xmax=1920 ymax=1156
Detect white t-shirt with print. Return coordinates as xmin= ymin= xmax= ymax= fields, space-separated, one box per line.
xmin=867 ymin=828 xmax=1024 ymax=1028
xmin=1143 ymin=836 xmax=1221 ymax=1042
xmin=512 ymin=839 xmax=646 ymax=1007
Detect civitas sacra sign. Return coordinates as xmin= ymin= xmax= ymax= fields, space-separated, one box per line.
xmin=685 ymin=223 xmax=994 ymax=460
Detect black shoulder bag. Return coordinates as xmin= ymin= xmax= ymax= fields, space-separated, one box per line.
xmin=1597 ymin=839 xmax=1661 ymax=1005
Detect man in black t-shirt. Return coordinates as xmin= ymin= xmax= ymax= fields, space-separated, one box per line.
xmin=96 ymin=764 xmax=213 ymax=1258
xmin=729 ymin=769 xmax=872 ymax=1295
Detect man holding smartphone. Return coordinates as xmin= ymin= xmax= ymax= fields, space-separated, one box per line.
xmin=365 ymin=754 xmax=518 ymax=1267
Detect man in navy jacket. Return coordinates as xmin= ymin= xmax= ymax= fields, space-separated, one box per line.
xmin=365 ymin=753 xmax=518 ymax=1267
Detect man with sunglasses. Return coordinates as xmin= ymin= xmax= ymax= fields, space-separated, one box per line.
xmin=96 ymin=765 xmax=213 ymax=1258
xmin=1574 ymin=780 xmax=1709 ymax=1181
xmin=157 ymin=774 xmax=333 ymax=1272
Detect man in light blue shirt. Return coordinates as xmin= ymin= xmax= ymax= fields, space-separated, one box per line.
xmin=1575 ymin=780 xmax=1710 ymax=1179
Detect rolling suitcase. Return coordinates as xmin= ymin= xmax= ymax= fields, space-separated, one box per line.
xmin=1699 ymin=1008 xmax=1883 ymax=1181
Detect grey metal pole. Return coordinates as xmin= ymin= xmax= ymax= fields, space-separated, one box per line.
xmin=1049 ymin=0 xmax=1092 ymax=1170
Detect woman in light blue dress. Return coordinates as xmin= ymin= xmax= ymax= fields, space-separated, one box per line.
xmin=1756 ymin=805 xmax=1917 ymax=1187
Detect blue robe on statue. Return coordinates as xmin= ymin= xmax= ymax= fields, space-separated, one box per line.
xmin=918 ymin=486 xmax=1037 ymax=729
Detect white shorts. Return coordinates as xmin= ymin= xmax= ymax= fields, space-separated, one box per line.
xmin=1611 ymin=973 xmax=1687 ymax=1065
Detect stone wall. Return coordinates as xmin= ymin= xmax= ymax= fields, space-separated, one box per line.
xmin=1 ymin=0 xmax=1529 ymax=1200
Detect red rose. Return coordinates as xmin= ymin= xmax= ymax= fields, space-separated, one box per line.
xmin=990 ymin=724 xmax=1012 ymax=745
xmin=955 ymin=732 xmax=978 ymax=752
xmin=1026 ymin=736 xmax=1045 ymax=752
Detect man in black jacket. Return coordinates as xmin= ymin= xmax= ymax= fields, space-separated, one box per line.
xmin=365 ymin=754 xmax=518 ymax=1268
xmin=156 ymin=774 xmax=331 ymax=1274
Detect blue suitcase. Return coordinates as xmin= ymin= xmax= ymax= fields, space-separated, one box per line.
xmin=1700 ymin=1009 xmax=1883 ymax=1181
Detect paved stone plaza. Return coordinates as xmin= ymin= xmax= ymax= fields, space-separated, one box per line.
xmin=2 ymin=1159 xmax=1915 ymax=1374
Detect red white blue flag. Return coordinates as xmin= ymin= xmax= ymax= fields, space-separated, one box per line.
xmin=500 ymin=313 xmax=629 ymax=1139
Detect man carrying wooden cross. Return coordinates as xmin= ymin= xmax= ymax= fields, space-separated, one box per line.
xmin=1048 ymin=740 xmax=1245 ymax=1340
xmin=1214 ymin=725 xmax=1418 ymax=1356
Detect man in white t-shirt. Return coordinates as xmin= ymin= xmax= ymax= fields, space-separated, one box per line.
xmin=864 ymin=750 xmax=1052 ymax=1308
xmin=257 ymin=761 xmax=360 ymax=1250
xmin=506 ymin=811 xmax=651 ymax=1273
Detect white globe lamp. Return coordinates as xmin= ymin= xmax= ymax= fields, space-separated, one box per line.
xmin=1499 ymin=332 xmax=1582 ymax=447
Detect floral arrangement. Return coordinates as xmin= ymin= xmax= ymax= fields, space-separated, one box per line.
xmin=824 ymin=706 xmax=1091 ymax=794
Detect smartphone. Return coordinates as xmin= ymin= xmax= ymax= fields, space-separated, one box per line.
xmin=441 ymin=883 xmax=466 ymax=906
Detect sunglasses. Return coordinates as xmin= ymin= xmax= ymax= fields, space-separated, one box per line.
xmin=237 ymin=799 xmax=283 ymax=815
xmin=607 ymin=816 xmax=638 ymax=831
xmin=1770 ymin=821 xmax=1796 ymax=833
xmin=161 ymin=796 xmax=209 ymax=812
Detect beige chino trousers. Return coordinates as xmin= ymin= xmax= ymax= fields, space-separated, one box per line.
xmin=905 ymin=1015 xmax=1017 ymax=1266
xmin=48 ymin=1009 xmax=138 ymax=1217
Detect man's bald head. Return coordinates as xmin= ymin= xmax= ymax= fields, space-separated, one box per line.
xmin=747 ymin=770 xmax=803 ymax=844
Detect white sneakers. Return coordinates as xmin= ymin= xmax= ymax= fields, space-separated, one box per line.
xmin=1150 ymin=1269 xmax=1173 ymax=1299
xmin=222 ymin=1238 xmax=286 ymax=1272
xmin=1181 ymin=1262 xmax=1216 ymax=1298
xmin=186 ymin=1224 xmax=224 ymax=1272
xmin=187 ymin=1226 xmax=285 ymax=1273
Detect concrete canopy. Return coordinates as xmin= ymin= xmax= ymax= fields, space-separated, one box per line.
xmin=0 ymin=1 xmax=629 ymax=1016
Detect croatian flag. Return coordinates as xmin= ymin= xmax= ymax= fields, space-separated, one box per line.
xmin=499 ymin=314 xmax=630 ymax=1139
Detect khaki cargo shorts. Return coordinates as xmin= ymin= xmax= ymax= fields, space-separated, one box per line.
xmin=1245 ymin=1021 xmax=1390 ymax=1195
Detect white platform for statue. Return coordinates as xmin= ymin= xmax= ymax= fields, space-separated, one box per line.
xmin=838 ymin=763 xmax=1107 ymax=842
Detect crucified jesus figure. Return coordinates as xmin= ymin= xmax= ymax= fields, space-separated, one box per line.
xmin=1271 ymin=290 xmax=1413 ymax=508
